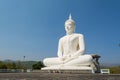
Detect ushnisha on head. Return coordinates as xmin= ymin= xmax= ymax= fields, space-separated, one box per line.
xmin=65 ymin=14 xmax=76 ymax=35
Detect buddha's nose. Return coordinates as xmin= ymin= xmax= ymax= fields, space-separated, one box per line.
xmin=67 ymin=25 xmax=72 ymax=29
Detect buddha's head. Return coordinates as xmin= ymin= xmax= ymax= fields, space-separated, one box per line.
xmin=65 ymin=14 xmax=76 ymax=35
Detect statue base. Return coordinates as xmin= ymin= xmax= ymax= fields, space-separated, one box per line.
xmin=41 ymin=70 xmax=94 ymax=74
xmin=41 ymin=65 xmax=94 ymax=73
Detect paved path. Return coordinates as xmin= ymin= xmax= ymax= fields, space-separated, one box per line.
xmin=0 ymin=72 xmax=120 ymax=80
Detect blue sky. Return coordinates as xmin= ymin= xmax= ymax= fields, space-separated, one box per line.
xmin=0 ymin=0 xmax=120 ymax=64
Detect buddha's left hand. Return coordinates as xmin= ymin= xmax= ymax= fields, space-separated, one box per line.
xmin=64 ymin=56 xmax=74 ymax=63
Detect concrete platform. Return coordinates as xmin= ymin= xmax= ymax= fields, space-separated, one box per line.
xmin=41 ymin=70 xmax=93 ymax=74
xmin=41 ymin=65 xmax=94 ymax=73
xmin=0 ymin=72 xmax=120 ymax=80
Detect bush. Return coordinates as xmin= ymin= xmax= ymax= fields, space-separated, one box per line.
xmin=32 ymin=61 xmax=44 ymax=70
xmin=110 ymin=66 xmax=120 ymax=74
xmin=0 ymin=61 xmax=7 ymax=69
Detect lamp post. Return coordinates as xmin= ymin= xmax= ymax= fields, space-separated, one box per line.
xmin=23 ymin=56 xmax=26 ymax=72
xmin=23 ymin=56 xmax=25 ymax=61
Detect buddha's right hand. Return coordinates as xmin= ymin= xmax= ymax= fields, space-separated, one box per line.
xmin=59 ymin=56 xmax=72 ymax=63
xmin=59 ymin=57 xmax=66 ymax=61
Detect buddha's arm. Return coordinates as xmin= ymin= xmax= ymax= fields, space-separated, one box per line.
xmin=71 ymin=34 xmax=85 ymax=58
xmin=57 ymin=39 xmax=63 ymax=58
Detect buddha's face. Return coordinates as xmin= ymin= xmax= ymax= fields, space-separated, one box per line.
xmin=65 ymin=21 xmax=75 ymax=34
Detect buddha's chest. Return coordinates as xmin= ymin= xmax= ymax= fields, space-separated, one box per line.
xmin=62 ymin=35 xmax=79 ymax=48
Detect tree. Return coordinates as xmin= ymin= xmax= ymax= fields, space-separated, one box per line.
xmin=32 ymin=61 xmax=44 ymax=69
xmin=5 ymin=61 xmax=13 ymax=69
xmin=16 ymin=61 xmax=24 ymax=69
xmin=0 ymin=61 xmax=7 ymax=69
xmin=0 ymin=61 xmax=3 ymax=68
xmin=110 ymin=66 xmax=120 ymax=74
xmin=11 ymin=62 xmax=17 ymax=69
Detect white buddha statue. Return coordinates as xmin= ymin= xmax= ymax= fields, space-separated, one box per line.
xmin=42 ymin=14 xmax=96 ymax=72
